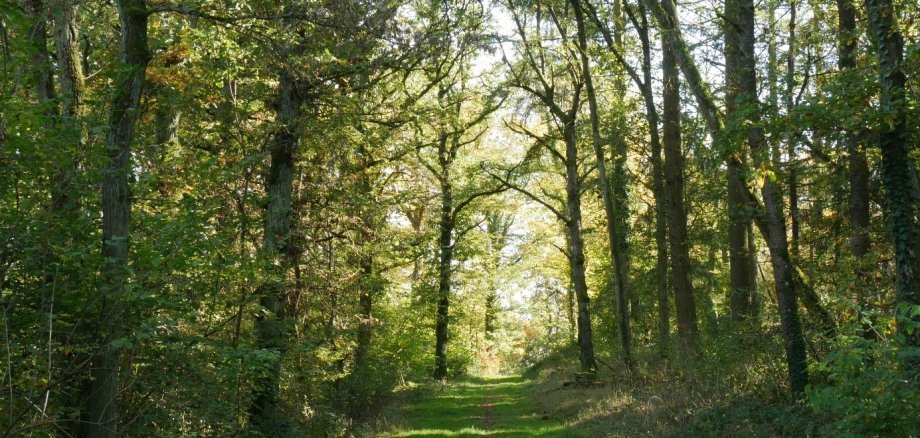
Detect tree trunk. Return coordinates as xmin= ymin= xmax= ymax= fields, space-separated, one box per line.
xmin=484 ymin=291 xmax=497 ymax=338
xmin=572 ymin=0 xmax=631 ymax=368
xmin=562 ymin=124 xmax=598 ymax=373
xmin=865 ymin=0 xmax=920 ymax=375
xmin=724 ymin=0 xmax=757 ymax=321
xmin=609 ymin=0 xmax=635 ymax=327
xmin=248 ymin=74 xmax=301 ymax=433
xmin=353 ymin=254 xmax=375 ymax=375
xmin=566 ymin=273 xmax=576 ymax=345
xmin=23 ymin=0 xmax=55 ymax=109
xmin=484 ymin=212 xmax=509 ymax=341
xmin=785 ymin=1 xmax=800 ymax=261
xmin=836 ymin=0 xmax=870 ymax=263
xmin=51 ymin=0 xmax=86 ymax=212
xmin=646 ymin=0 xmax=812 ymax=394
xmin=154 ymin=86 xmax=180 ymax=162
xmin=727 ymin=0 xmax=809 ymax=393
xmin=433 ymin=157 xmax=453 ymax=380
xmin=351 ymin=163 xmax=380 ymax=384
xmin=637 ymin=4 xmax=670 ymax=356
xmin=81 ymin=1 xmax=149 ymax=436
xmin=838 ymin=0 xmax=873 ymax=340
xmin=661 ymin=0 xmax=697 ymax=344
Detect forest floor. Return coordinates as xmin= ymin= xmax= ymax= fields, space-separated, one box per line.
xmin=377 ymin=375 xmax=568 ymax=437
xmin=373 ymin=343 xmax=819 ymax=437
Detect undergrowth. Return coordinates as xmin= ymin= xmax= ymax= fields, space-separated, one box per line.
xmin=525 ymin=327 xmax=821 ymax=437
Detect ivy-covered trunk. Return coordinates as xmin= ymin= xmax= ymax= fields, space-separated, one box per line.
xmin=23 ymin=0 xmax=55 ymax=109
xmin=51 ymin=0 xmax=86 ymax=212
xmin=352 ymin=169 xmax=380 ymax=381
xmin=636 ymin=6 xmax=671 ymax=356
xmin=835 ymin=0 xmax=870 ymax=264
xmin=865 ymin=0 xmax=920 ymax=375
xmin=724 ymin=0 xmax=757 ymax=322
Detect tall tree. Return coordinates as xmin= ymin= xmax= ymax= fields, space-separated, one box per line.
xmin=247 ymin=73 xmax=302 ymax=434
xmin=51 ymin=0 xmax=85 ymax=212
xmin=644 ymin=0 xmax=809 ymax=393
xmin=725 ymin=0 xmax=808 ymax=392
xmin=584 ymin=0 xmax=671 ymax=354
xmin=484 ymin=211 xmax=513 ymax=340
xmin=421 ymin=78 xmax=507 ymax=379
xmin=724 ymin=0 xmax=757 ymax=321
xmin=503 ymin=1 xmax=597 ymax=373
xmin=661 ymin=0 xmax=697 ymax=344
xmin=837 ymin=0 xmax=876 ymax=342
xmin=81 ymin=0 xmax=149 ymax=435
xmin=864 ymin=0 xmax=920 ymax=375
xmin=22 ymin=0 xmax=55 ymax=111
xmin=571 ymin=0 xmax=632 ymax=368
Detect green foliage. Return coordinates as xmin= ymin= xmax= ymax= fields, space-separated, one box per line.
xmin=808 ymin=319 xmax=920 ymax=437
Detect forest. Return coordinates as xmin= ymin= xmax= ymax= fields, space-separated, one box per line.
xmin=1 ymin=0 xmax=918 ymax=435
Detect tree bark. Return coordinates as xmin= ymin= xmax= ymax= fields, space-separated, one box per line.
xmin=352 ymin=253 xmax=376 ymax=376
xmin=81 ymin=0 xmax=149 ymax=436
xmin=484 ymin=212 xmax=510 ymax=341
xmin=351 ymin=157 xmax=381 ymax=385
xmin=637 ymin=4 xmax=670 ymax=356
xmin=608 ymin=0 xmax=635 ymax=327
xmin=661 ymin=0 xmax=697 ymax=344
xmin=784 ymin=1 xmax=800 ymax=261
xmin=836 ymin=0 xmax=871 ymax=262
xmin=23 ymin=0 xmax=55 ymax=108
xmin=154 ymin=86 xmax=180 ymax=162
xmin=865 ymin=0 xmax=920 ymax=375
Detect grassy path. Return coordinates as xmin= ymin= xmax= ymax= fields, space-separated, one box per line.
xmin=383 ymin=376 xmax=567 ymax=437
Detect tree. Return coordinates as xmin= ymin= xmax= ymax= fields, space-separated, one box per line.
xmin=864 ymin=0 xmax=920 ymax=375
xmin=644 ymin=0 xmax=809 ymax=393
xmin=502 ymin=0 xmax=597 ymax=373
xmin=723 ymin=0 xmax=758 ymax=322
xmin=415 ymin=49 xmax=508 ymax=379
xmin=81 ymin=1 xmax=149 ymax=435
xmin=570 ymin=0 xmax=632 ymax=368
xmin=484 ymin=211 xmax=513 ymax=341
xmin=584 ymin=0 xmax=672 ymax=354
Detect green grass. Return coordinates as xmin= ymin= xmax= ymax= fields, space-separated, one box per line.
xmin=382 ymin=376 xmax=567 ymax=437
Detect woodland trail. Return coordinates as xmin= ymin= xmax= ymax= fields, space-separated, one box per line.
xmin=383 ymin=376 xmax=567 ymax=437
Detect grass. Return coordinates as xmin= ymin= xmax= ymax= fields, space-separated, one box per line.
xmin=378 ymin=376 xmax=567 ymax=437
xmin=374 ymin=331 xmax=822 ymax=437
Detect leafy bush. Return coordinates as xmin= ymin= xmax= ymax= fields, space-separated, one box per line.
xmin=808 ymin=322 xmax=920 ymax=437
